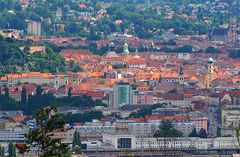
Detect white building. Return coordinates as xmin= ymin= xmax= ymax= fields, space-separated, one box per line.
xmin=0 ymin=130 xmax=26 ymax=143
xmin=174 ymin=122 xmax=195 ymax=137
xmin=102 ymin=133 xmax=239 ymax=150
xmin=153 ymin=97 xmax=192 ymax=108
xmin=128 ymin=122 xmax=159 ymax=137
xmin=27 ymin=20 xmax=41 ymax=36
xmin=73 ymin=121 xmax=115 ymax=136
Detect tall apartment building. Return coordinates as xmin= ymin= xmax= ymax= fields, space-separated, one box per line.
xmin=27 ymin=21 xmax=41 ymax=36
xmin=113 ymin=81 xmax=132 ymax=108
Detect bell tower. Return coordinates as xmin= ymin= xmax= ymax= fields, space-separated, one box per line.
xmin=206 ymin=57 xmax=214 ymax=89
xmin=123 ymin=40 xmax=129 ymax=56
xmin=178 ymin=66 xmax=184 ymax=85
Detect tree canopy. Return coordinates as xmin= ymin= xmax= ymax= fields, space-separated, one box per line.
xmin=154 ymin=120 xmax=183 ymax=138
xmin=26 ymin=106 xmax=71 ymax=157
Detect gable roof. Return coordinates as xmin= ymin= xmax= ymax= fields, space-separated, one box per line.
xmin=211 ymin=28 xmax=228 ymax=36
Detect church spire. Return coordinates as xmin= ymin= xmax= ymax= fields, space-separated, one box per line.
xmin=123 ymin=40 xmax=129 ymax=56
xmin=133 ymin=48 xmax=140 ymax=58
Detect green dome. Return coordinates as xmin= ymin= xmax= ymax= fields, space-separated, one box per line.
xmin=208 ymin=57 xmax=214 ymax=64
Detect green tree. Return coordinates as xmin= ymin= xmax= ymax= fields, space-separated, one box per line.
xmin=68 ymin=88 xmax=72 ymax=99
xmin=8 ymin=142 xmax=16 ymax=157
xmin=4 ymin=87 xmax=9 ymax=98
xmin=21 ymin=87 xmax=27 ymax=104
xmin=73 ymin=131 xmax=82 ymax=154
xmin=206 ymin=46 xmax=221 ymax=54
xmin=217 ymin=127 xmax=221 ymax=137
xmin=0 ymin=145 xmax=4 ymax=156
xmin=189 ymin=127 xmax=198 ymax=137
xmin=154 ymin=120 xmax=183 ymax=137
xmin=26 ymin=106 xmax=71 ymax=157
xmin=198 ymin=128 xmax=207 ymax=138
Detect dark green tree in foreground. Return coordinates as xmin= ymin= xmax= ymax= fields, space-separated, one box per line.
xmin=4 ymin=87 xmax=9 ymax=98
xmin=26 ymin=106 xmax=71 ymax=157
xmin=73 ymin=130 xmax=82 ymax=154
xmin=0 ymin=145 xmax=4 ymax=156
xmin=68 ymin=88 xmax=72 ymax=99
xmin=198 ymin=128 xmax=208 ymax=138
xmin=154 ymin=120 xmax=183 ymax=137
xmin=8 ymin=142 xmax=16 ymax=157
xmin=189 ymin=127 xmax=198 ymax=137
xmin=21 ymin=87 xmax=27 ymax=105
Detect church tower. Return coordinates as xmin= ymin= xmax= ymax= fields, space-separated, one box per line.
xmin=178 ymin=66 xmax=184 ymax=85
xmin=228 ymin=1 xmax=237 ymax=44
xmin=229 ymin=15 xmax=237 ymax=43
xmin=133 ymin=48 xmax=140 ymax=58
xmin=206 ymin=57 xmax=214 ymax=89
xmin=123 ymin=40 xmax=129 ymax=56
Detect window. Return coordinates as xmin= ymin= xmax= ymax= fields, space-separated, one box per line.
xmin=117 ymin=138 xmax=132 ymax=149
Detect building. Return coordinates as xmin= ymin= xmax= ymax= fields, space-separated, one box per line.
xmin=103 ymin=134 xmax=136 ymax=149
xmin=73 ymin=121 xmax=115 ymax=136
xmin=0 ymin=29 xmax=21 ymax=39
xmin=123 ymin=41 xmax=129 ymax=56
xmin=128 ymin=122 xmax=158 ymax=137
xmin=27 ymin=21 xmax=41 ymax=36
xmin=19 ymin=46 xmax=46 ymax=54
xmin=132 ymin=91 xmax=153 ymax=105
xmin=115 ymin=120 xmax=135 ymax=134
xmin=0 ymin=130 xmax=26 ymax=143
xmin=152 ymin=108 xmax=181 ymax=116
xmin=102 ymin=133 xmax=239 ymax=150
xmin=190 ymin=116 xmax=208 ymax=133
xmin=0 ymin=72 xmax=68 ymax=89
xmin=205 ymin=57 xmax=215 ymax=89
xmin=210 ymin=28 xmax=228 ymax=44
xmin=174 ymin=122 xmax=195 ymax=137
xmin=113 ymin=81 xmax=132 ymax=108
xmin=178 ymin=66 xmax=185 ymax=85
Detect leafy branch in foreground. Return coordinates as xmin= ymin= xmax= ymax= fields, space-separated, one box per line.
xmin=26 ymin=106 xmax=72 ymax=157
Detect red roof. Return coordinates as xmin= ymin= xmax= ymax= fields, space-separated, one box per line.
xmin=145 ymin=115 xmax=188 ymax=121
xmin=11 ymin=116 xmax=27 ymax=122
xmin=87 ymin=91 xmax=105 ymax=98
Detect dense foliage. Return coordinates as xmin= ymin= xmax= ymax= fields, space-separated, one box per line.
xmin=1 ymin=85 xmax=106 ymax=117
xmin=0 ymin=37 xmax=65 ymax=76
xmin=0 ymin=0 xmax=237 ymax=39
xmin=229 ymin=50 xmax=240 ymax=58
xmin=128 ymin=103 xmax=165 ymax=118
xmin=26 ymin=107 xmax=71 ymax=157
xmin=154 ymin=120 xmax=183 ymax=137
xmin=62 ymin=111 xmax=103 ymax=123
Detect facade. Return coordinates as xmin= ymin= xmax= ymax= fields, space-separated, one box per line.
xmin=0 ymin=130 xmax=26 ymax=143
xmin=153 ymin=97 xmax=192 ymax=108
xmin=174 ymin=122 xmax=195 ymax=137
xmin=152 ymin=108 xmax=181 ymax=116
xmin=127 ymin=59 xmax=147 ymax=68
xmin=210 ymin=28 xmax=228 ymax=44
xmin=27 ymin=21 xmax=41 ymax=36
xmin=50 ymin=130 xmax=74 ymax=144
xmin=222 ymin=106 xmax=240 ymax=128
xmin=191 ymin=117 xmax=208 ymax=133
xmin=115 ymin=120 xmax=134 ymax=134
xmin=113 ymin=81 xmax=132 ymax=108
xmin=205 ymin=57 xmax=214 ymax=89
xmin=103 ymin=134 xmax=136 ymax=149
xmin=73 ymin=121 xmax=115 ymax=136
xmin=0 ymin=29 xmax=21 ymax=39
xmin=128 ymin=122 xmax=158 ymax=137
xmin=178 ymin=66 xmax=185 ymax=85
xmin=132 ymin=91 xmax=153 ymax=105
xmin=102 ymin=134 xmax=239 ymax=150
xmin=0 ymin=73 xmax=68 ymax=88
